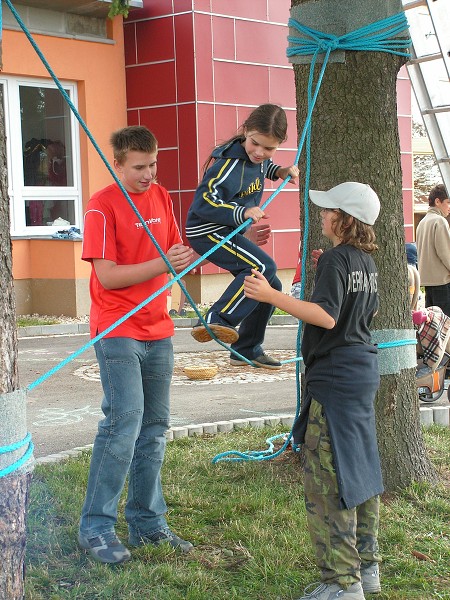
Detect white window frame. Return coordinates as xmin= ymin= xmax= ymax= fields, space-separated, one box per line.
xmin=1 ymin=75 xmax=82 ymax=237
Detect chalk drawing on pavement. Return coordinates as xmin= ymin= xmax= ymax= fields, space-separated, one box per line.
xmin=32 ymin=405 xmax=103 ymax=427
xmin=73 ymin=351 xmax=298 ymax=385
xmin=74 ymin=363 xmax=101 ymax=382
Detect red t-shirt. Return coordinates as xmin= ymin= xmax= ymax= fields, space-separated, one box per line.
xmin=82 ymin=183 xmax=182 ymax=340
xmin=292 ymin=259 xmax=302 ymax=285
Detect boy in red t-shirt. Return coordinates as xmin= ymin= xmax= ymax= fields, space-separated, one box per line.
xmin=78 ymin=126 xmax=193 ymax=564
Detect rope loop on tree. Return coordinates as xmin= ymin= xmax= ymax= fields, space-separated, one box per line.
xmin=287 ymin=12 xmax=411 ymax=59
xmin=0 ymin=433 xmax=34 ymax=479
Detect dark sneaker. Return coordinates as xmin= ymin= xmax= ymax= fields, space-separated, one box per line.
xmin=191 ymin=323 xmax=239 ymax=344
xmin=78 ymin=531 xmax=131 ymax=564
xmin=296 ymin=582 xmax=365 ymax=599
xmin=129 ymin=527 xmax=193 ymax=553
xmin=230 ymin=352 xmax=282 ymax=370
xmin=361 ymin=565 xmax=381 ymax=593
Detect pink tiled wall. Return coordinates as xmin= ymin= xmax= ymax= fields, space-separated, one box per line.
xmin=124 ymin=0 xmax=413 ymax=271
xmin=397 ymin=66 xmax=414 ymax=243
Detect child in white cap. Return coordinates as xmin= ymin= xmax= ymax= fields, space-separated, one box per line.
xmin=244 ymin=182 xmax=382 ymax=600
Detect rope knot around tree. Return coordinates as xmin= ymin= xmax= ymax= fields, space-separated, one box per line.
xmin=317 ymin=37 xmax=339 ymax=52
xmin=287 ymin=13 xmax=411 ymax=60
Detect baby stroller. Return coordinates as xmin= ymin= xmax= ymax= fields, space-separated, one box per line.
xmin=409 ymin=265 xmax=450 ymax=403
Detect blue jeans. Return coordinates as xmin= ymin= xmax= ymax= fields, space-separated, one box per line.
xmin=189 ymin=231 xmax=281 ymax=359
xmin=79 ymin=336 xmax=173 ymax=539
xmin=230 ymin=275 xmax=281 ymax=359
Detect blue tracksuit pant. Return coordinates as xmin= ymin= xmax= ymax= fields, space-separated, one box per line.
xmin=188 ymin=230 xmax=282 ymax=360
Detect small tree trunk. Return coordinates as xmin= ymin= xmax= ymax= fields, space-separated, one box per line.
xmin=0 ymin=86 xmax=30 ymax=600
xmin=0 ymin=474 xmax=31 ymax=599
xmin=291 ymin=0 xmax=437 ymax=489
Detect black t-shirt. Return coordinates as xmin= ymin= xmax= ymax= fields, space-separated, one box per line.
xmin=301 ymin=244 xmax=379 ymax=368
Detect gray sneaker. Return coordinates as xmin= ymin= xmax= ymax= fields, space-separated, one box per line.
xmin=78 ymin=531 xmax=131 ymax=564
xmin=361 ymin=565 xmax=381 ymax=593
xmin=230 ymin=352 xmax=282 ymax=370
xmin=296 ymin=582 xmax=366 ymax=600
xmin=129 ymin=527 xmax=193 ymax=553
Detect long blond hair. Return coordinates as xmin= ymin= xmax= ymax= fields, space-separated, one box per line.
xmin=333 ymin=211 xmax=378 ymax=254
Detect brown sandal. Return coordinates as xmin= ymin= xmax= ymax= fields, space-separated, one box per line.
xmin=191 ymin=323 xmax=239 ymax=344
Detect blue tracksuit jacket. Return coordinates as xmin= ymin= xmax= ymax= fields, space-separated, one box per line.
xmin=185 ymin=138 xmax=280 ymax=239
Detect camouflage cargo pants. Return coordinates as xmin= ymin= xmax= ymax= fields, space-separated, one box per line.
xmin=303 ymin=399 xmax=382 ymax=587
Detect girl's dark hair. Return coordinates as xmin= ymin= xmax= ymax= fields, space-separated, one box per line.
xmin=111 ymin=126 xmax=157 ymax=164
xmin=203 ymin=104 xmax=288 ymax=173
xmin=333 ymin=211 xmax=378 ymax=254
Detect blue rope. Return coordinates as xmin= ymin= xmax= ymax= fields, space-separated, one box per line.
xmin=2 ymin=5 xmax=414 ymax=470
xmin=279 ymin=338 xmax=418 ymax=365
xmin=5 ymin=0 xmax=308 ymax=389
xmin=378 ymin=339 xmax=416 ymax=349
xmin=0 ymin=433 xmax=34 ymax=479
xmin=0 ymin=432 xmax=31 ymax=455
xmin=212 ymin=12 xmax=411 ymax=464
xmin=0 ymin=0 xmax=282 ymax=389
xmin=212 ymin=433 xmax=286 ymax=464
xmin=3 ymin=1 xmax=241 ymax=363
xmin=287 ymin=13 xmax=411 ymax=58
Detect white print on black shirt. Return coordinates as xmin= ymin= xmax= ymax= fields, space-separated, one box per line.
xmin=135 ymin=217 xmax=161 ymax=229
xmin=347 ymin=271 xmax=378 ymax=294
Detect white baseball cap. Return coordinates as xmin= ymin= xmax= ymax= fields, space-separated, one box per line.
xmin=309 ymin=182 xmax=380 ymax=225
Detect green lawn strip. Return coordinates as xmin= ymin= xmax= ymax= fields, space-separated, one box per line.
xmin=25 ymin=426 xmax=450 ymax=599
xmin=15 ymin=307 xmax=290 ymax=326
xmin=177 ymin=307 xmax=289 ymax=319
xmin=17 ymin=315 xmax=61 ymax=327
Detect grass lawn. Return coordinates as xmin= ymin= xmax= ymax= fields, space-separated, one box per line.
xmin=17 ymin=315 xmax=61 ymax=327
xmin=176 ymin=307 xmax=290 ymax=319
xmin=26 ymin=425 xmax=450 ymax=599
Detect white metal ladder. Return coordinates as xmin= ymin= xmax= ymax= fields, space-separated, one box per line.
xmin=402 ymin=0 xmax=450 ymax=193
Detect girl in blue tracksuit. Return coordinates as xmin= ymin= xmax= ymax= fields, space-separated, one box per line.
xmin=186 ymin=104 xmax=299 ymax=369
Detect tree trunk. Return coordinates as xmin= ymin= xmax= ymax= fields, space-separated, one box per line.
xmin=0 ymin=475 xmax=31 ymax=599
xmin=291 ymin=0 xmax=437 ymax=489
xmin=0 ymin=86 xmax=30 ymax=599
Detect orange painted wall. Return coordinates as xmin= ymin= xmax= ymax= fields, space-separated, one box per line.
xmin=12 ymin=239 xmax=91 ymax=280
xmin=5 ymin=16 xmax=128 ymax=280
xmin=11 ymin=239 xmax=31 ymax=280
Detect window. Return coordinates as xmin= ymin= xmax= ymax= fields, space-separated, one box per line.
xmin=1 ymin=76 xmax=81 ymax=236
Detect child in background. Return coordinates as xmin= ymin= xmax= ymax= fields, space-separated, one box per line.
xmin=290 ymin=241 xmax=302 ymax=299
xmin=79 ymin=126 xmax=194 ymax=565
xmin=186 ymin=104 xmax=299 ymax=370
xmin=244 ymin=182 xmax=383 ymax=600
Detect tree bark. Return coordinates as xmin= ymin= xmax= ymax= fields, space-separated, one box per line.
xmin=0 ymin=122 xmax=18 ymax=393
xmin=0 ymin=474 xmax=31 ymax=599
xmin=0 ymin=86 xmax=30 ymax=599
xmin=291 ymin=0 xmax=437 ymax=489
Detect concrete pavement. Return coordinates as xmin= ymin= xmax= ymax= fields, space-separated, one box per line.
xmin=19 ymin=322 xmax=301 ymax=459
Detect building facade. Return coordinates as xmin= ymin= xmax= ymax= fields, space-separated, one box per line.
xmin=8 ymin=0 xmax=413 ymax=315
xmin=6 ymin=1 xmax=138 ymax=315
xmin=123 ymin=0 xmax=414 ymax=303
